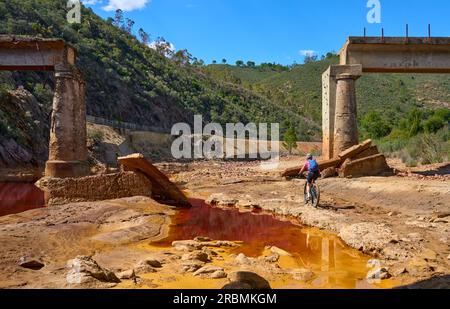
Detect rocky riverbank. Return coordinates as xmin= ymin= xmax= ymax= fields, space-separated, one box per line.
xmin=170 ymin=159 xmax=450 ymax=288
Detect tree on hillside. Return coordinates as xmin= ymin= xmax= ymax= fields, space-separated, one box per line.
xmin=172 ymin=49 xmax=193 ymax=66
xmin=304 ymin=54 xmax=318 ymax=64
xmin=114 ymin=9 xmax=124 ymax=28
xmin=125 ymin=18 xmax=135 ymax=34
xmin=152 ymin=37 xmax=174 ymax=57
xmin=138 ymin=28 xmax=150 ymax=45
xmin=236 ymin=60 xmax=244 ymax=67
xmin=283 ymin=126 xmax=298 ymax=155
xmin=212 ymin=60 xmax=217 ymax=64
xmin=247 ymin=61 xmax=256 ymax=67
xmin=222 ymin=59 xmax=227 ymax=64
xmin=361 ymin=111 xmax=392 ymax=139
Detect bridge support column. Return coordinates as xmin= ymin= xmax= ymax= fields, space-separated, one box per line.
xmin=333 ymin=72 xmax=361 ymax=155
xmin=45 ymin=66 xmax=88 ymax=178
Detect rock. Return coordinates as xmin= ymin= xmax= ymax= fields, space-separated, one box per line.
xmin=420 ymin=249 xmax=437 ymax=262
xmin=210 ymin=270 xmax=227 ymax=279
xmin=227 ymin=271 xmax=271 ymax=289
xmin=291 ymin=269 xmax=315 ymax=282
xmin=172 ymin=240 xmax=204 ymax=251
xmin=134 ymin=260 xmax=158 ymax=274
xmin=339 ymin=223 xmax=398 ymax=252
xmin=18 ymin=258 xmax=45 ymax=270
xmin=366 ymin=267 xmax=391 ymax=280
xmin=194 ymin=266 xmax=224 ymax=277
xmin=390 ymin=265 xmax=408 ymax=277
xmin=181 ymin=261 xmax=205 ymax=273
xmin=117 ymin=269 xmax=136 ymax=280
xmin=66 ymin=256 xmax=120 ymax=284
xmin=236 ymin=200 xmax=260 ymax=209
xmin=447 ymin=254 xmax=450 ymax=260
xmin=406 ymin=257 xmax=434 ymax=276
xmin=202 ymin=248 xmax=218 ymax=259
xmin=222 ymin=282 xmax=253 ymax=289
xmin=263 ymin=254 xmax=280 ymax=263
xmin=194 ymin=236 xmax=211 ymax=242
xmin=206 ymin=194 xmax=238 ymax=207
xmin=388 ymin=211 xmax=399 ymax=217
xmin=268 ymin=246 xmax=292 ymax=257
xmin=182 ymin=251 xmax=210 ymax=263
xmin=140 ymin=259 xmax=162 ymax=268
xmin=235 ymin=253 xmax=251 ymax=265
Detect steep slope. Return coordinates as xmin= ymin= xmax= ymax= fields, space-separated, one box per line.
xmin=0 ymin=0 xmax=313 ymax=136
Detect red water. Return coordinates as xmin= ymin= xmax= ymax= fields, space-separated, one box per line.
xmin=0 ymin=182 xmax=45 ymax=216
xmin=154 ymin=199 xmax=375 ymax=288
xmin=155 ymin=199 xmax=363 ymax=262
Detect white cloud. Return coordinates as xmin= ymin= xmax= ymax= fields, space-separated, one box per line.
xmin=102 ymin=0 xmax=150 ymax=12
xmin=299 ymin=50 xmax=316 ymax=57
xmin=148 ymin=41 xmax=176 ymax=57
xmin=81 ymin=0 xmax=102 ymax=5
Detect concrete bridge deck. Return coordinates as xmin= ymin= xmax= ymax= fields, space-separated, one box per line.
xmin=340 ymin=36 xmax=450 ymax=73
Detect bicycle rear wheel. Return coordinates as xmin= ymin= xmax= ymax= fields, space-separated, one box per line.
xmin=310 ymin=184 xmax=320 ymax=208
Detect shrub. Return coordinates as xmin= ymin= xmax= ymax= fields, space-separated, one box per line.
xmin=88 ymin=129 xmax=104 ymax=144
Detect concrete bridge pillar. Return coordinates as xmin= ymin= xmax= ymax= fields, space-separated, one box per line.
xmin=333 ymin=72 xmax=361 ymax=155
xmin=45 ymin=65 xmax=88 ymax=178
xmin=322 ymin=65 xmax=362 ymax=159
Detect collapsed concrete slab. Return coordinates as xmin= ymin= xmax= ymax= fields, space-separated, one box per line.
xmin=339 ymin=154 xmax=393 ymax=178
xmin=36 ymin=172 xmax=152 ymax=206
xmin=337 ymin=139 xmax=372 ymax=162
xmin=281 ymin=158 xmax=341 ymax=178
xmin=118 ymin=154 xmax=190 ymax=207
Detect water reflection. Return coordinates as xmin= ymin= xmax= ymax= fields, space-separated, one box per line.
xmin=0 ymin=182 xmax=45 ymax=216
xmin=155 ymin=198 xmax=371 ymax=288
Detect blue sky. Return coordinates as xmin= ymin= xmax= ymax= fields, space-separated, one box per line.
xmin=82 ymin=0 xmax=450 ymax=65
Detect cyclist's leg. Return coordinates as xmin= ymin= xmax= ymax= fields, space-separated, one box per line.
xmin=306 ymin=172 xmax=313 ymax=198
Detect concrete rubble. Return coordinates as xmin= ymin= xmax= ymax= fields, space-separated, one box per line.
xmin=282 ymin=139 xmax=393 ymax=178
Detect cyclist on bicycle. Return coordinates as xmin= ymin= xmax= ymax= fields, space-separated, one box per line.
xmin=298 ymin=153 xmax=320 ymax=203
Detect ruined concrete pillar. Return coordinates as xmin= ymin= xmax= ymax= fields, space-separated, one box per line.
xmin=45 ymin=66 xmax=88 ymax=178
xmin=333 ymin=72 xmax=361 ymax=155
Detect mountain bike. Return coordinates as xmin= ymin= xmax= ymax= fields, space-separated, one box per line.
xmin=303 ymin=178 xmax=320 ymax=208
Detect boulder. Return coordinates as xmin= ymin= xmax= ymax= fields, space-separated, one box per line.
xmin=227 ymin=271 xmax=271 ymax=289
xmin=366 ymin=267 xmax=391 ymax=280
xmin=117 ymin=269 xmax=136 ymax=280
xmin=210 ymin=270 xmax=227 ymax=279
xmin=181 ymin=251 xmax=210 ymax=263
xmin=181 ymin=260 xmax=205 ymax=273
xmin=194 ymin=266 xmax=224 ymax=277
xmin=235 ymin=253 xmax=251 ymax=265
xmin=66 ymin=256 xmax=120 ymax=284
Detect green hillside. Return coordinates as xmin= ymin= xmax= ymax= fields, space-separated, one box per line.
xmin=0 ymin=0 xmax=313 ymax=137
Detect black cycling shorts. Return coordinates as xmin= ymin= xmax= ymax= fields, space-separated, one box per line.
xmin=307 ymin=170 xmax=320 ymax=183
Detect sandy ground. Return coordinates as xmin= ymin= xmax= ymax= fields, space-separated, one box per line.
xmin=0 ymin=156 xmax=448 ymax=289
